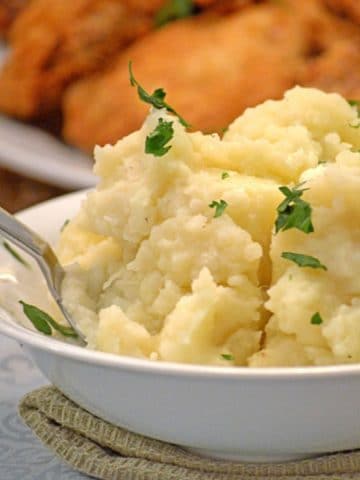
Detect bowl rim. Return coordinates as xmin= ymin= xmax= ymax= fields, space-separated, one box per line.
xmin=2 ymin=311 xmax=360 ymax=381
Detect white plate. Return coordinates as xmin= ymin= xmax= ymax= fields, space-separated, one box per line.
xmin=1 ymin=192 xmax=360 ymax=463
xmin=0 ymin=44 xmax=97 ymax=189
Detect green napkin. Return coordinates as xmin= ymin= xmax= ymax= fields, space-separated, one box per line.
xmin=19 ymin=386 xmax=360 ymax=480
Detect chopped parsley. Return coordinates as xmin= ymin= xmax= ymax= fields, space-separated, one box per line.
xmin=129 ymin=61 xmax=189 ymax=127
xmin=348 ymin=100 xmax=360 ymax=127
xmin=155 ymin=0 xmax=194 ymax=28
xmin=3 ymin=241 xmax=29 ymax=267
xmin=209 ymin=199 xmax=228 ymax=218
xmin=221 ymin=172 xmax=230 ymax=179
xmin=310 ymin=312 xmax=323 ymax=325
xmin=275 ymin=183 xmax=314 ymax=234
xmin=19 ymin=300 xmax=78 ymax=338
xmin=281 ymin=252 xmax=327 ymax=270
xmin=348 ymin=99 xmax=360 ymax=110
xmin=221 ymin=353 xmax=234 ymax=361
xmin=145 ymin=118 xmax=174 ymax=156
xmin=60 ymin=219 xmax=70 ymax=232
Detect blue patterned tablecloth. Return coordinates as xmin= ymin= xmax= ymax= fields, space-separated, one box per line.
xmin=0 ymin=334 xmax=88 ymax=479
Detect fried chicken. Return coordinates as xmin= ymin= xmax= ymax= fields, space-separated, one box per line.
xmin=122 ymin=0 xmax=167 ymax=15
xmin=63 ymin=2 xmax=310 ymax=151
xmin=324 ymin=0 xmax=360 ymax=25
xmin=195 ymin=0 xmax=256 ymax=13
xmin=1 ymin=0 xmax=360 ymax=154
xmin=300 ymin=3 xmax=360 ymax=100
xmin=0 ymin=0 xmax=28 ymax=38
xmin=62 ymin=0 xmax=360 ymax=152
xmin=0 ymin=0 xmax=153 ymax=118
xmin=123 ymin=0 xmax=254 ymax=15
xmin=302 ymin=41 xmax=360 ymax=100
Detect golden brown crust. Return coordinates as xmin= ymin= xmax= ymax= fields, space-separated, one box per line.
xmin=0 ymin=0 xmax=28 ymax=37
xmin=63 ymin=2 xmax=310 ymax=151
xmin=298 ymin=1 xmax=360 ymax=100
xmin=2 ymin=0 xmax=360 ymax=153
xmin=0 ymin=0 xmax=153 ymax=118
xmin=301 ymin=41 xmax=360 ymax=100
xmin=63 ymin=0 xmax=360 ymax=152
xmin=323 ymin=0 xmax=360 ymax=24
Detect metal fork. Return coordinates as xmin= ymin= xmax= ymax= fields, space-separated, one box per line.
xmin=0 ymin=206 xmax=86 ymax=343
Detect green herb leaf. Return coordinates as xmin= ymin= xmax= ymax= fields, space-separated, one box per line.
xmin=310 ymin=312 xmax=323 ymax=325
xmin=348 ymin=99 xmax=360 ymax=126
xmin=275 ymin=183 xmax=314 ymax=234
xmin=129 ymin=61 xmax=189 ymax=127
xmin=19 ymin=301 xmax=51 ymax=335
xmin=145 ymin=118 xmax=174 ymax=156
xmin=3 ymin=241 xmax=29 ymax=267
xmin=221 ymin=172 xmax=230 ymax=179
xmin=221 ymin=353 xmax=234 ymax=361
xmin=60 ymin=219 xmax=70 ymax=232
xmin=19 ymin=300 xmax=78 ymax=338
xmin=155 ymin=0 xmax=194 ymax=27
xmin=281 ymin=252 xmax=327 ymax=270
xmin=348 ymin=99 xmax=360 ymax=110
xmin=209 ymin=199 xmax=228 ymax=218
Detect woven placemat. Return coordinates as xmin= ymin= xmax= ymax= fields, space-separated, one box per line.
xmin=18 ymin=385 xmax=360 ymax=480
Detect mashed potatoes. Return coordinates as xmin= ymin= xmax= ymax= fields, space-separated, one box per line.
xmin=58 ymin=86 xmax=360 ymax=366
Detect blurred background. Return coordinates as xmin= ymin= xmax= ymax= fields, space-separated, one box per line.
xmin=0 ymin=0 xmax=359 ymax=212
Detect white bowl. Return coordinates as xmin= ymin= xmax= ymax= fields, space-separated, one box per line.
xmin=1 ymin=191 xmax=360 ymax=463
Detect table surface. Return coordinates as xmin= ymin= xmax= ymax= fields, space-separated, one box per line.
xmin=0 ymin=333 xmax=89 ymax=479
xmin=0 ymin=166 xmax=64 ymax=214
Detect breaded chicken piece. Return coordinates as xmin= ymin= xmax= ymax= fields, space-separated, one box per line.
xmin=123 ymin=0 xmax=255 ymax=24
xmin=63 ymin=2 xmax=310 ymax=151
xmin=324 ymin=0 xmax=360 ymax=25
xmin=0 ymin=0 xmax=153 ymax=118
xmin=124 ymin=0 xmax=254 ymax=14
xmin=302 ymin=42 xmax=360 ymax=100
xmin=299 ymin=1 xmax=360 ymax=100
xmin=195 ymin=0 xmax=255 ymax=12
xmin=0 ymin=0 xmax=28 ymax=38
xmin=122 ymin=0 xmax=166 ymax=14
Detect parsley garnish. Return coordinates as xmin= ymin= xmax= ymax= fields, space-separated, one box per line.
xmin=310 ymin=312 xmax=323 ymax=325
xmin=221 ymin=172 xmax=230 ymax=179
xmin=155 ymin=0 xmax=194 ymax=28
xmin=3 ymin=241 xmax=29 ymax=267
xmin=19 ymin=301 xmax=78 ymax=338
xmin=209 ymin=199 xmax=228 ymax=218
xmin=129 ymin=61 xmax=189 ymax=127
xmin=348 ymin=100 xmax=360 ymax=126
xmin=348 ymin=99 xmax=360 ymax=110
xmin=221 ymin=353 xmax=234 ymax=361
xmin=275 ymin=183 xmax=314 ymax=234
xmin=60 ymin=219 xmax=70 ymax=232
xmin=145 ymin=118 xmax=174 ymax=156
xmin=281 ymin=252 xmax=327 ymax=270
